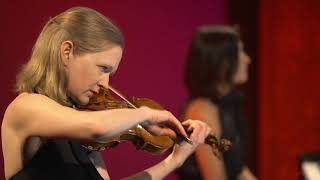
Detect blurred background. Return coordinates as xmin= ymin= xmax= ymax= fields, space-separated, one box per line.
xmin=0 ymin=0 xmax=319 ymax=179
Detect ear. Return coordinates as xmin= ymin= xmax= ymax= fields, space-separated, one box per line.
xmin=60 ymin=40 xmax=74 ymax=66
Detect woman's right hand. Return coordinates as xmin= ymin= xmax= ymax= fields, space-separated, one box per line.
xmin=139 ymin=106 xmax=188 ymax=140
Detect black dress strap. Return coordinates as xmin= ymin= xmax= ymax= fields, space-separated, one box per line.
xmin=69 ymin=141 xmax=104 ymax=180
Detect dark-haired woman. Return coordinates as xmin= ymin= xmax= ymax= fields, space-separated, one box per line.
xmin=178 ymin=25 xmax=257 ymax=180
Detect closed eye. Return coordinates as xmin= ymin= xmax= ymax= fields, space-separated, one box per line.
xmin=98 ymin=65 xmax=113 ymax=74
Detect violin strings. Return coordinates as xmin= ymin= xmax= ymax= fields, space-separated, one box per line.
xmin=108 ymin=85 xmax=194 ymax=145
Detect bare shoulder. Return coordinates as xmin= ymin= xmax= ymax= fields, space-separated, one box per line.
xmin=11 ymin=92 xmax=60 ymax=109
xmin=2 ymin=93 xmax=65 ymax=135
xmin=4 ymin=93 xmax=59 ymax=118
xmin=185 ymin=98 xmax=219 ymax=120
xmin=184 ymin=98 xmax=222 ymax=135
xmin=2 ymin=92 xmax=97 ymax=142
xmin=187 ymin=98 xmax=218 ymax=113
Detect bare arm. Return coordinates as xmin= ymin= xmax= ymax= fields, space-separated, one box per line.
xmin=121 ymin=156 xmax=179 ymax=180
xmin=5 ymin=93 xmax=187 ymax=143
xmin=184 ymin=98 xmax=228 ymax=180
xmin=88 ymin=152 xmax=110 ymax=180
xmin=237 ymin=166 xmax=258 ymax=180
xmin=5 ymin=93 xmax=149 ymax=141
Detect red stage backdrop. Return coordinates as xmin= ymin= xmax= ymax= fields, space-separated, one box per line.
xmin=258 ymin=0 xmax=320 ymax=179
xmin=0 ymin=1 xmax=227 ymax=179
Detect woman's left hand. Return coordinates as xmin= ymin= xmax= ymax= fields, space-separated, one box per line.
xmin=167 ymin=119 xmax=212 ymax=167
xmin=133 ymin=120 xmax=212 ymax=179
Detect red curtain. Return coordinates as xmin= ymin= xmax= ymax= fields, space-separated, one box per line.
xmin=258 ymin=0 xmax=320 ymax=179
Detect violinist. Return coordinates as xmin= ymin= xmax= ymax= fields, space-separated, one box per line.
xmin=1 ymin=7 xmax=212 ymax=180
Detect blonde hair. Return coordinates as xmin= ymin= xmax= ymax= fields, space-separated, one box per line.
xmin=16 ymin=7 xmax=124 ymax=106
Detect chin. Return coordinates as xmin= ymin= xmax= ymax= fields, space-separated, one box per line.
xmin=77 ymin=96 xmax=90 ymax=105
xmin=240 ymin=76 xmax=248 ymax=84
xmin=234 ymin=76 xmax=248 ymax=85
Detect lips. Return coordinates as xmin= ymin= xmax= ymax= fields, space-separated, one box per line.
xmin=89 ymin=90 xmax=98 ymax=96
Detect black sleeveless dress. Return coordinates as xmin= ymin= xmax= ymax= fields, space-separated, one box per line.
xmin=177 ymin=90 xmax=246 ymax=180
xmin=10 ymin=139 xmax=104 ymax=180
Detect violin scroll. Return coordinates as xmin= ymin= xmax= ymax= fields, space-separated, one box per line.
xmin=205 ymin=134 xmax=232 ymax=159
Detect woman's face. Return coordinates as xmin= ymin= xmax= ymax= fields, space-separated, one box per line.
xmin=65 ymin=45 xmax=123 ymax=105
xmin=233 ymin=41 xmax=251 ymax=85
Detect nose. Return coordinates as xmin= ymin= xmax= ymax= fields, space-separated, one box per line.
xmin=244 ymin=52 xmax=251 ymax=65
xmin=97 ymin=74 xmax=110 ymax=89
xmin=248 ymin=55 xmax=252 ymax=64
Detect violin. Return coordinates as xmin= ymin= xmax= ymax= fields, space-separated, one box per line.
xmin=77 ymin=86 xmax=232 ymax=157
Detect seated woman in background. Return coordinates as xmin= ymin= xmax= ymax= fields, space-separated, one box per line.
xmin=177 ymin=25 xmax=258 ymax=180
